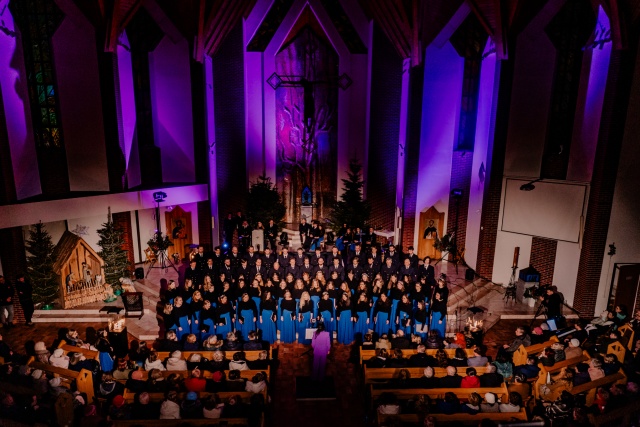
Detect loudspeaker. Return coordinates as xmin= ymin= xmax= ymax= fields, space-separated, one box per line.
xmin=135 ymin=267 xmax=144 ymax=280
xmin=465 ymin=268 xmax=475 ymax=281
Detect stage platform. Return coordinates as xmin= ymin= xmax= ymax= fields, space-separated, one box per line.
xmin=30 ymin=258 xmax=576 ymax=340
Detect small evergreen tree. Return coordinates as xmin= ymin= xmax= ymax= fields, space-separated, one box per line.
xmin=25 ymin=222 xmax=59 ymax=305
xmin=246 ymin=175 xmax=286 ymax=228
xmin=97 ymin=209 xmax=130 ymax=285
xmin=329 ymin=159 xmax=371 ymax=228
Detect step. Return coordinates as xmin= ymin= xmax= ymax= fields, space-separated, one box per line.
xmin=446 ymin=278 xmax=496 ymax=314
xmin=33 ymin=308 xmax=152 ymax=322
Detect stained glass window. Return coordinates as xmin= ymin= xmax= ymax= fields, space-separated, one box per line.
xmin=10 ymin=0 xmax=64 ymax=149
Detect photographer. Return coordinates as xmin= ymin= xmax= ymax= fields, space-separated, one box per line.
xmin=540 ymin=285 xmax=564 ymax=328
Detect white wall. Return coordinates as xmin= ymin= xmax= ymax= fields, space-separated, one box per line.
xmin=53 ymin=4 xmax=109 ymax=191
xmin=149 ymin=36 xmax=195 ymax=183
xmin=552 ymin=241 xmax=580 ymax=306
xmin=465 ymin=42 xmax=498 ymax=269
xmin=492 ymin=177 xmax=533 ymax=285
xmin=503 ymin=1 xmax=564 ymax=178
xmin=595 ymin=38 xmax=640 ymax=313
xmin=413 ymin=41 xmax=464 ymax=246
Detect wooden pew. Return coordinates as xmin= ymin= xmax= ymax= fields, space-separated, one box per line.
xmin=114 ymin=419 xmax=255 ymax=427
xmin=607 ymin=341 xmax=626 ymax=362
xmin=512 ymin=336 xmax=559 ymax=366
xmin=115 ymin=367 xmax=270 ymax=384
xmin=122 ymin=390 xmax=263 ymax=404
xmin=57 ymin=340 xmax=100 ymax=361
xmin=588 ymin=398 xmax=640 ymax=427
xmin=569 ymin=371 xmax=626 ymax=406
xmin=29 ymin=361 xmax=94 ymax=403
xmin=364 ymin=366 xmax=490 ymax=384
xmin=359 ymin=348 xmax=475 ymax=365
xmin=378 ymin=409 xmax=528 ymax=426
xmin=156 ymin=349 xmax=269 ymax=362
xmin=618 ymin=324 xmax=635 ymax=351
xmin=533 ymin=351 xmax=589 ymax=399
xmin=370 ymin=383 xmax=510 ymax=402
xmin=114 ymin=419 xmax=257 ymax=427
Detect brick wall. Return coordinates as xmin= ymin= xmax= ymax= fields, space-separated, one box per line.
xmin=400 ymin=64 xmax=425 ymax=250
xmin=575 ymin=41 xmax=636 ymax=316
xmin=446 ymin=152 xmax=473 ymax=252
xmin=530 ymin=237 xmax=558 ymax=286
xmin=112 ymin=211 xmax=135 ymax=274
xmin=367 ymin=25 xmax=402 ymax=231
xmin=475 ymin=54 xmax=515 ymax=279
xmin=213 ymin=23 xmax=247 ymax=242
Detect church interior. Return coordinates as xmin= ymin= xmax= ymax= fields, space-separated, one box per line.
xmin=1 ymin=0 xmax=640 ymax=426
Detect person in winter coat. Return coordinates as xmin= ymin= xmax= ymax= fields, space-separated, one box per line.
xmin=49 ymin=348 xmax=70 ymax=369
xmin=165 ymin=350 xmax=188 ymax=371
xmin=144 ymin=351 xmax=166 ymax=371
xmin=159 ymin=390 xmax=181 ymax=419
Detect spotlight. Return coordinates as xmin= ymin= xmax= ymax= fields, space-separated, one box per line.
xmin=222 ymin=242 xmax=229 ymax=249
xmin=153 ymin=191 xmax=167 ymax=203
xmin=451 ymin=188 xmax=463 ymax=198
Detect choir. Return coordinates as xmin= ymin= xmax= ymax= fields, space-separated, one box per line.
xmin=161 ymin=243 xmax=448 ymax=346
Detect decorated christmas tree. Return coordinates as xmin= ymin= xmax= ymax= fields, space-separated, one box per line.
xmin=329 ymin=159 xmax=371 ymax=228
xmin=25 ymin=222 xmax=59 ymax=305
xmin=97 ymin=209 xmax=130 ymax=285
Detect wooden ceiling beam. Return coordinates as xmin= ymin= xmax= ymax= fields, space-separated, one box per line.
xmin=379 ymin=0 xmax=412 ymax=46
xmin=207 ymin=0 xmax=249 ymax=56
xmin=467 ymin=0 xmax=494 ymax=37
xmin=494 ymin=0 xmax=507 ymax=59
xmin=609 ymin=0 xmax=628 ymax=49
xmin=371 ymin=0 xmax=411 ymax=58
xmin=102 ymin=0 xmax=143 ymax=52
xmin=204 ymin=0 xmax=239 ymax=54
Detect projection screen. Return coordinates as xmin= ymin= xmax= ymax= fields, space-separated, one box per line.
xmin=501 ymin=179 xmax=587 ymax=243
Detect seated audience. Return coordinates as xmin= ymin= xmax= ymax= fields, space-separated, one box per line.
xmin=461 ymin=367 xmax=481 ymax=388
xmin=439 ymin=366 xmax=462 ymax=388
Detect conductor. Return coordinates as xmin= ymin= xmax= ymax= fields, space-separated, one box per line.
xmin=311 ymin=323 xmax=331 ymax=381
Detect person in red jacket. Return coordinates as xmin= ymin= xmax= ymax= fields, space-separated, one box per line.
xmin=184 ymin=368 xmax=207 ymax=392
xmin=461 ymin=367 xmax=481 ymax=388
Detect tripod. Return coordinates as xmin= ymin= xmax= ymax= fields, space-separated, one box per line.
xmin=146 ymin=248 xmax=177 ymax=277
xmin=530 ymin=300 xmax=547 ymax=329
xmin=145 ymin=196 xmax=178 ymax=277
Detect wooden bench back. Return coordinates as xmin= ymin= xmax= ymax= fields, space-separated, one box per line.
xmin=363 ymin=366 xmax=490 ymax=383
xmin=29 ymin=361 xmax=94 ymax=403
xmin=370 ymin=383 xmax=509 ymax=402
xmin=377 ymin=409 xmax=528 ymax=426
xmin=533 ymin=351 xmax=590 ymax=399
xmin=114 ymin=419 xmax=254 ymax=427
xmin=122 ymin=390 xmax=262 ymax=404
xmin=570 ymin=371 xmax=626 ymax=406
xmin=116 ymin=367 xmax=270 ymax=383
xmin=618 ymin=324 xmax=635 ymax=351
xmin=359 ymin=348 xmax=475 ymax=364
xmin=156 ymin=349 xmax=269 ymax=362
xmin=607 ymin=342 xmax=626 ymax=362
xmin=512 ymin=336 xmax=559 ymax=366
xmin=57 ymin=340 xmax=100 ymax=361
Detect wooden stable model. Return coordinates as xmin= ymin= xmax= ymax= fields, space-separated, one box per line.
xmin=52 ymin=231 xmax=107 ymax=309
